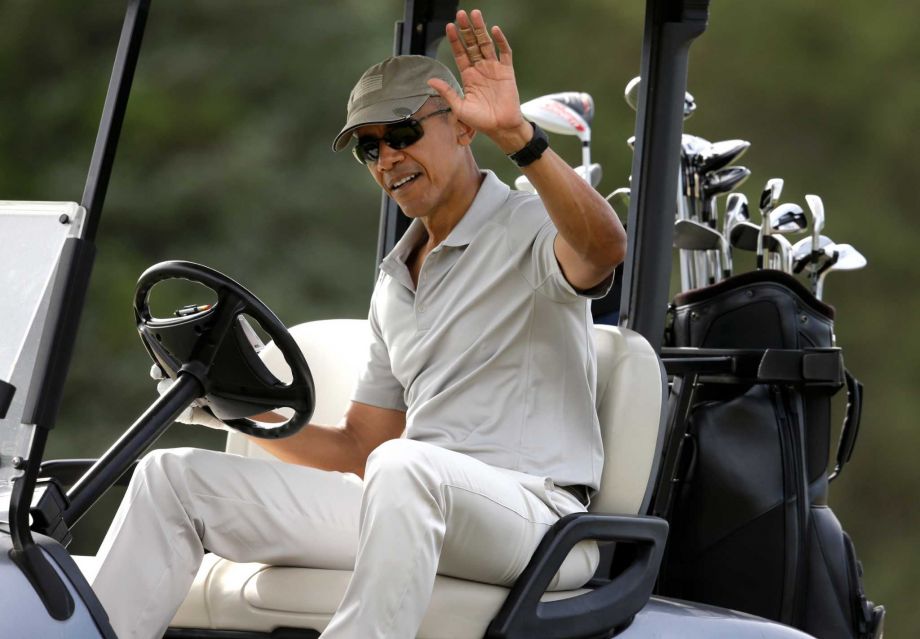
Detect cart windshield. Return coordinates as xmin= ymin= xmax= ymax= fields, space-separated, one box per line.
xmin=0 ymin=201 xmax=84 ymax=515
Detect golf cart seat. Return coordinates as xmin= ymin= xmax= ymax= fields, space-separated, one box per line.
xmin=162 ymin=318 xmax=666 ymax=637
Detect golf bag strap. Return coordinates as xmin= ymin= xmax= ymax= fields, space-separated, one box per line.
xmin=829 ymin=370 xmax=863 ymax=482
xmin=756 ymin=349 xmax=844 ymax=386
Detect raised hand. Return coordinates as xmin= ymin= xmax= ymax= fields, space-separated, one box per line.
xmin=427 ymin=9 xmax=531 ymax=153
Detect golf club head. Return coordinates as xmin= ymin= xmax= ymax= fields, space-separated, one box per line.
xmin=674 ymin=219 xmax=724 ymax=251
xmin=769 ymin=202 xmax=808 ymax=234
xmin=521 ymin=95 xmax=590 ymax=142
xmin=624 ymin=76 xmax=696 ymax=119
xmin=546 ymin=92 xmax=594 ymax=126
xmin=805 ymin=193 xmax=826 ymax=252
xmin=606 ymin=187 xmax=631 ymax=216
xmin=729 ymin=221 xmax=761 ymax=251
xmin=626 ymin=135 xmax=636 ymax=150
xmin=724 ymin=193 xmax=751 ymax=224
xmin=815 ymin=243 xmax=867 ymax=299
xmin=681 ymin=134 xmax=711 ymax=158
xmin=696 ymin=139 xmax=751 ymax=174
xmin=759 ymin=178 xmax=785 ymax=214
xmin=723 ymin=193 xmax=750 ymax=263
xmin=515 ymin=163 xmax=602 ymax=193
xmin=513 ymin=174 xmax=537 ymax=194
xmin=824 ymin=243 xmax=867 ymax=271
xmin=792 ymin=234 xmax=834 ymax=272
xmin=703 ymin=166 xmax=752 ymax=198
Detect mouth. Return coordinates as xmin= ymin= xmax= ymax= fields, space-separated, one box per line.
xmin=388 ymin=173 xmax=421 ymax=192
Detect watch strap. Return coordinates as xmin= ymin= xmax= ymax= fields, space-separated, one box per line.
xmin=508 ymin=121 xmax=549 ymax=168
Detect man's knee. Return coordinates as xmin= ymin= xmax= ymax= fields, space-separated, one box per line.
xmin=133 ymin=447 xmax=216 ymax=496
xmin=364 ymin=439 xmax=440 ymax=498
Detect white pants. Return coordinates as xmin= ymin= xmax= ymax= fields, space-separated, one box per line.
xmin=91 ymin=439 xmax=598 ymax=639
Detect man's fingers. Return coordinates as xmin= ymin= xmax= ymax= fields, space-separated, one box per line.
xmin=456 ymin=10 xmax=484 ymax=64
xmin=470 ymin=10 xmax=497 ymax=61
xmin=427 ymin=78 xmax=463 ymax=111
xmin=445 ymin=22 xmax=471 ymax=71
xmin=491 ymin=25 xmax=513 ymax=64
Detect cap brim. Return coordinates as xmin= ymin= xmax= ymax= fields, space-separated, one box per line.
xmin=332 ymin=94 xmax=432 ymax=151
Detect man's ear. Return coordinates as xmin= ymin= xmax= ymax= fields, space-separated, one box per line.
xmin=456 ymin=119 xmax=476 ymax=147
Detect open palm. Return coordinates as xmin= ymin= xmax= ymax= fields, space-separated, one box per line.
xmin=427 ymin=10 xmax=526 ymax=142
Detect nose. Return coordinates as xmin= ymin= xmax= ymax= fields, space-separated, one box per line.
xmin=376 ymin=142 xmax=405 ymax=172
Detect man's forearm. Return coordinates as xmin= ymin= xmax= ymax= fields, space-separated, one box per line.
xmin=249 ymin=423 xmax=368 ymax=475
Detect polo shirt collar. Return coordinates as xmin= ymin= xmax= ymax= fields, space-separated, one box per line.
xmin=441 ymin=170 xmax=509 ymax=248
xmin=379 ymin=170 xmax=510 ymax=286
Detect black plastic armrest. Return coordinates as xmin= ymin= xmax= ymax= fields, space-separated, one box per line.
xmin=485 ymin=513 xmax=669 ymax=639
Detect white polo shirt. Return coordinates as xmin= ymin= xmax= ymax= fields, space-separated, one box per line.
xmin=352 ymin=170 xmax=610 ymax=490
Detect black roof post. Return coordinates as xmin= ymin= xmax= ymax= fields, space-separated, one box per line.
xmin=376 ymin=0 xmax=459 ymax=266
xmin=618 ymin=0 xmax=710 ymax=352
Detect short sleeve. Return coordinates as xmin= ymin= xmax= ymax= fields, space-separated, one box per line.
xmin=510 ymin=196 xmax=614 ymax=302
xmin=351 ymin=292 xmax=407 ymax=411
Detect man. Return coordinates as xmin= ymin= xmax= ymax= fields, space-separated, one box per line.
xmin=91 ymin=9 xmax=626 ymax=639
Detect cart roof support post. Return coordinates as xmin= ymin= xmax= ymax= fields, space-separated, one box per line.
xmin=618 ymin=0 xmax=710 ymax=352
xmin=376 ymin=0 xmax=459 ymax=267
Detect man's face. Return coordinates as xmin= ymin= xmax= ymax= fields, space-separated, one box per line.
xmin=354 ymin=101 xmax=466 ymax=220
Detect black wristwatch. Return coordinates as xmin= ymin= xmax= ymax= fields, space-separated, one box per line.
xmin=508 ymin=121 xmax=549 ymax=168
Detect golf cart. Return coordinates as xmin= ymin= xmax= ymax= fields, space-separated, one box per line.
xmin=0 ymin=1 xmax=882 ymax=638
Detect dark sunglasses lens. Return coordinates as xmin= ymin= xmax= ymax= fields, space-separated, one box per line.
xmin=353 ymin=138 xmax=379 ymax=164
xmin=352 ymin=120 xmax=424 ymax=165
xmin=384 ymin=121 xmax=423 ymax=150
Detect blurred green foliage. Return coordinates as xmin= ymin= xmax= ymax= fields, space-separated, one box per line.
xmin=1 ymin=0 xmax=917 ymax=634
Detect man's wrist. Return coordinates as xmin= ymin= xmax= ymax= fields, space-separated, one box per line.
xmin=506 ymin=121 xmax=549 ymax=168
xmin=492 ymin=120 xmax=535 ymax=155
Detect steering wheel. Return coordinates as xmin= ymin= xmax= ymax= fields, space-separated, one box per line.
xmin=134 ymin=261 xmax=315 ymax=439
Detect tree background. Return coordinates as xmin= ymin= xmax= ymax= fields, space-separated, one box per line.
xmin=1 ymin=0 xmax=917 ymax=635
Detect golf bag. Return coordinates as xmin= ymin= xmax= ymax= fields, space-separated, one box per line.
xmin=656 ymin=270 xmax=884 ymax=639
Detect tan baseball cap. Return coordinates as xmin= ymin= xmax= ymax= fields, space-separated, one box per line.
xmin=332 ymin=55 xmax=463 ymax=152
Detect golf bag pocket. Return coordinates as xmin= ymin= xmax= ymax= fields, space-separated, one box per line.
xmin=802 ymin=505 xmax=882 ymax=639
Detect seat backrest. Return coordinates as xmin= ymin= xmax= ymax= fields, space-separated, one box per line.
xmin=589 ymin=325 xmax=666 ymax=515
xmin=228 ymin=320 xmax=666 ymax=517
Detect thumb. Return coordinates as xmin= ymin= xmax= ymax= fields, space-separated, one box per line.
xmin=427 ymin=78 xmax=463 ymax=111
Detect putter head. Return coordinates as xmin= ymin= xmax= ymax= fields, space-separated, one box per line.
xmin=624 ymin=76 xmax=695 ymax=120
xmin=521 ymin=95 xmax=590 ymax=142
xmin=704 ymin=166 xmax=752 ymax=197
xmin=759 ymin=178 xmax=785 ymax=214
xmin=674 ymin=219 xmax=724 ymax=251
xmin=769 ymin=202 xmax=808 ymax=234
xmin=696 ymin=139 xmax=751 ymax=174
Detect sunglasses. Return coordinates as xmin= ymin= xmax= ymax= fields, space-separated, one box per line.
xmin=352 ymin=108 xmax=452 ymax=165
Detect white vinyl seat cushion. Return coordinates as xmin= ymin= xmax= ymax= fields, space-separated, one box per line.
xmin=85 ymin=319 xmax=664 ymax=637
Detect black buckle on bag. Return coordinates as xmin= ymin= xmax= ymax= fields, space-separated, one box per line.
xmin=756 ymin=349 xmax=844 ymax=386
